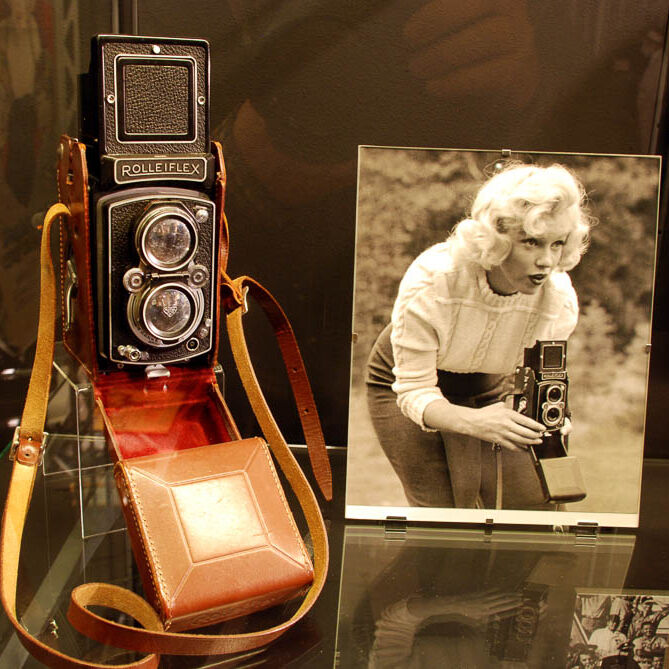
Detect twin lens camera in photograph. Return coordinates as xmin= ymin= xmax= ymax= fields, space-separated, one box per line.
xmin=513 ymin=340 xmax=586 ymax=503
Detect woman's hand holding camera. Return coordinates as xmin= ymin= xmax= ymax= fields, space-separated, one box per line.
xmin=424 ymin=399 xmax=545 ymax=451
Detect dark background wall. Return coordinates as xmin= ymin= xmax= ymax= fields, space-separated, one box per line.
xmin=1 ymin=0 xmax=668 ymax=455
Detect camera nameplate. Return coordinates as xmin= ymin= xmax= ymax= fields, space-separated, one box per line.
xmin=114 ymin=156 xmax=209 ymax=184
xmin=539 ymin=371 xmax=567 ymax=380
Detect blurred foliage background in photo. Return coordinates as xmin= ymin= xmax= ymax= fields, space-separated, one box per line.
xmin=348 ymin=148 xmax=660 ymax=512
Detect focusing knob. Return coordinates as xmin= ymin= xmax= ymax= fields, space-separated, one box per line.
xmin=117 ymin=344 xmax=147 ymax=362
xmin=123 ymin=268 xmax=145 ymax=293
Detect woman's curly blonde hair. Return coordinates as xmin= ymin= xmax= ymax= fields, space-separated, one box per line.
xmin=446 ymin=163 xmax=592 ymax=271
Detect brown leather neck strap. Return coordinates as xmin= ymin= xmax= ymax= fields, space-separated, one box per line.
xmin=1 ymin=204 xmax=159 ymax=668
xmin=221 ymin=273 xmax=332 ymax=501
xmin=1 ymin=205 xmax=331 ymax=666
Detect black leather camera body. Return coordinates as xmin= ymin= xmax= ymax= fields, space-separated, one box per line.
xmin=64 ymin=34 xmax=223 ymax=371
xmin=513 ymin=340 xmax=586 ymax=503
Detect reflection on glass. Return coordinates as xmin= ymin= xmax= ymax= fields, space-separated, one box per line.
xmin=336 ymin=527 xmax=637 ymax=668
xmin=368 ymin=589 xmax=538 ymax=667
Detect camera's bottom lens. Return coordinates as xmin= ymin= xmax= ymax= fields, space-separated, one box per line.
xmin=545 ymin=407 xmax=562 ymax=424
xmin=128 ymin=281 xmax=204 ymax=347
xmin=541 ymin=403 xmax=564 ymax=428
xmin=145 ymin=287 xmax=192 ymax=336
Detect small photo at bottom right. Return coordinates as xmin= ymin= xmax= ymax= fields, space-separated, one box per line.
xmin=568 ymin=592 xmax=669 ymax=668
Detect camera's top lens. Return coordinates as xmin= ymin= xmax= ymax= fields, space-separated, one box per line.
xmin=136 ymin=205 xmax=198 ymax=270
xmin=146 ymin=217 xmax=192 ymax=266
xmin=547 ymin=385 xmax=564 ymax=403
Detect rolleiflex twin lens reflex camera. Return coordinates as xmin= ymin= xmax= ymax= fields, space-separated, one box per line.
xmin=61 ymin=35 xmax=222 ymax=373
xmin=512 ymin=340 xmax=586 ymax=503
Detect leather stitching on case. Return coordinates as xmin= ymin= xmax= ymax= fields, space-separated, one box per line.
xmin=78 ymin=143 xmax=97 ymax=379
xmin=258 ymin=441 xmax=311 ymax=570
xmin=57 ymin=146 xmax=66 ymax=341
xmin=116 ymin=467 xmax=163 ymax=616
xmin=72 ymin=142 xmax=97 ymax=376
xmin=60 ymin=141 xmax=95 ymax=379
xmin=124 ymin=466 xmax=171 ymax=623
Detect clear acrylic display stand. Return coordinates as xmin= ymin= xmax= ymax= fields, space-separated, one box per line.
xmin=42 ymin=342 xmax=123 ymax=540
xmin=3 ymin=343 xmax=136 ymax=660
xmin=41 ymin=342 xmax=226 ymax=540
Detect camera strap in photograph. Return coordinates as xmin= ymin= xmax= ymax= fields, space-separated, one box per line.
xmin=1 ymin=204 xmax=331 ymax=668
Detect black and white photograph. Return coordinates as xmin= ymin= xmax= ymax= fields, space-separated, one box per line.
xmin=568 ymin=593 xmax=669 ymax=668
xmin=346 ymin=146 xmax=660 ymax=527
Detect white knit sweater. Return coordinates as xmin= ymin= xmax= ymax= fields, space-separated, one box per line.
xmin=390 ymin=243 xmax=579 ymax=429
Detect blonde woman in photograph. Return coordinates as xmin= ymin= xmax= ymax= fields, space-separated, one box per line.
xmin=366 ymin=163 xmax=591 ymax=509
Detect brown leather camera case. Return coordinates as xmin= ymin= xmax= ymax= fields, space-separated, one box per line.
xmin=114 ymin=438 xmax=314 ymax=631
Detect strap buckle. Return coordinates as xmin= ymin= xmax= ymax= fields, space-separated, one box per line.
xmin=220 ymin=271 xmax=249 ymax=314
xmin=229 ymin=284 xmax=249 ymax=314
xmin=9 ymin=426 xmax=49 ymax=466
xmin=240 ymin=286 xmax=249 ymax=314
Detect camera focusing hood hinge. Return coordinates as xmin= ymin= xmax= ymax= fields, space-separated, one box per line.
xmin=9 ymin=426 xmax=49 ymax=467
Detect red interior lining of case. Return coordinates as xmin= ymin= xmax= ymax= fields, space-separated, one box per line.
xmin=95 ymin=368 xmax=233 ymax=460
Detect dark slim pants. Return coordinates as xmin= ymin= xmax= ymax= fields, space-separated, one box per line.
xmin=366 ymin=325 xmax=550 ymax=509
